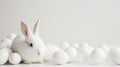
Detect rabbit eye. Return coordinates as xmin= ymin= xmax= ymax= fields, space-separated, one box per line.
xmin=30 ymin=43 xmax=33 ymax=47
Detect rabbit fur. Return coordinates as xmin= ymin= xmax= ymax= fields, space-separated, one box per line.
xmin=11 ymin=20 xmax=46 ymax=63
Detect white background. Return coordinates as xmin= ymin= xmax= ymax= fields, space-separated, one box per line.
xmin=0 ymin=0 xmax=120 ymax=46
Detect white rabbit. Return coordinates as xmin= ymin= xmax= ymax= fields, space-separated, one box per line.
xmin=11 ymin=20 xmax=46 ymax=64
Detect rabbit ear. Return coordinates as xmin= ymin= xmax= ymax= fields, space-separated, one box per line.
xmin=21 ymin=21 xmax=32 ymax=36
xmin=33 ymin=20 xmax=39 ymax=35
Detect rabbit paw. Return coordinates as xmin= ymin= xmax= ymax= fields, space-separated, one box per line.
xmin=36 ymin=60 xmax=44 ymax=64
xmin=23 ymin=61 xmax=32 ymax=64
xmin=36 ymin=61 xmax=44 ymax=64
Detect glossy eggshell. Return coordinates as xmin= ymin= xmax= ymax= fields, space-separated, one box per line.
xmin=64 ymin=47 xmax=77 ymax=62
xmin=59 ymin=42 xmax=70 ymax=50
xmin=9 ymin=53 xmax=21 ymax=64
xmin=88 ymin=48 xmax=105 ymax=64
xmin=52 ymin=50 xmax=69 ymax=65
xmin=109 ymin=48 xmax=120 ymax=64
xmin=0 ymin=48 xmax=9 ymax=64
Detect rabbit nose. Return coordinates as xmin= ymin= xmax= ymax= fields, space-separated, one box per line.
xmin=37 ymin=49 xmax=40 ymax=55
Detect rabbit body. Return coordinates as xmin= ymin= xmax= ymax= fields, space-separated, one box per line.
xmin=11 ymin=20 xmax=46 ymax=63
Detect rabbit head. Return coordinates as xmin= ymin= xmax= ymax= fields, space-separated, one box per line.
xmin=21 ymin=20 xmax=45 ymax=56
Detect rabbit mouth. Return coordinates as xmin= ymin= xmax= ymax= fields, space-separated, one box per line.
xmin=37 ymin=49 xmax=40 ymax=55
xmin=37 ymin=52 xmax=40 ymax=55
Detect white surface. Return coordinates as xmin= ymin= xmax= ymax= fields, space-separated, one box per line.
xmin=0 ymin=0 xmax=120 ymax=46
xmin=0 ymin=63 xmax=119 ymax=67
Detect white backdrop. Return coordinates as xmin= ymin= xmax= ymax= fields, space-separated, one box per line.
xmin=0 ymin=0 xmax=120 ymax=46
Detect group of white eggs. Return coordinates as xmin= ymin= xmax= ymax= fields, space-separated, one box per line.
xmin=45 ymin=42 xmax=107 ymax=65
xmin=1 ymin=33 xmax=120 ymax=65
xmin=0 ymin=33 xmax=21 ymax=65
xmin=45 ymin=42 xmax=120 ymax=65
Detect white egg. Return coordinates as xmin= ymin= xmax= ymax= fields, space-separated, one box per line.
xmin=59 ymin=42 xmax=70 ymax=50
xmin=44 ymin=45 xmax=59 ymax=62
xmin=77 ymin=43 xmax=95 ymax=63
xmin=52 ymin=50 xmax=69 ymax=65
xmin=64 ymin=47 xmax=77 ymax=62
xmin=7 ymin=33 xmax=16 ymax=41
xmin=88 ymin=48 xmax=105 ymax=64
xmin=99 ymin=43 xmax=110 ymax=53
xmin=77 ymin=43 xmax=91 ymax=63
xmin=0 ymin=38 xmax=12 ymax=48
xmin=3 ymin=47 xmax=12 ymax=54
xmin=89 ymin=46 xmax=95 ymax=52
xmin=9 ymin=53 xmax=21 ymax=64
xmin=81 ymin=43 xmax=94 ymax=51
xmin=0 ymin=48 xmax=9 ymax=64
xmin=78 ymin=48 xmax=90 ymax=63
xmin=78 ymin=43 xmax=92 ymax=57
xmin=71 ymin=43 xmax=79 ymax=50
xmin=109 ymin=48 xmax=120 ymax=64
